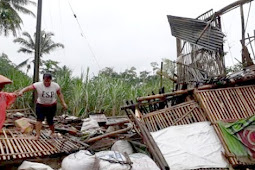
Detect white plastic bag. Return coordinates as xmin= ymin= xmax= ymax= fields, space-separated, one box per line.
xmin=95 ymin=151 xmax=131 ymax=170
xmin=129 ymin=153 xmax=160 ymax=170
xmin=61 ymin=150 xmax=97 ymax=170
xmin=18 ymin=161 xmax=53 ymax=170
xmin=111 ymin=140 xmax=134 ymax=155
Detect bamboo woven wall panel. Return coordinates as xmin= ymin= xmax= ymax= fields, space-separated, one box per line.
xmin=195 ymin=85 xmax=255 ymax=166
xmin=0 ymin=129 xmax=85 ymax=161
xmin=142 ymin=100 xmax=207 ymax=132
xmin=195 ymin=85 xmax=255 ymax=123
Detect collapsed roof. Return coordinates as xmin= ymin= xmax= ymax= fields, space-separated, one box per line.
xmin=167 ymin=15 xmax=224 ymax=52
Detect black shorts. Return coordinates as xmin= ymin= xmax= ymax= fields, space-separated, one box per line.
xmin=36 ymin=103 xmax=57 ymax=125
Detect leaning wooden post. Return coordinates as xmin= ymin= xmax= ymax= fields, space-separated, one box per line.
xmin=247 ymin=33 xmax=255 ymax=59
xmin=160 ymin=62 xmax=163 ymax=89
xmin=240 ymin=4 xmax=246 ymax=66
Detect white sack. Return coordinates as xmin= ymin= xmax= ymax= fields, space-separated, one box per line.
xmin=151 ymin=121 xmax=228 ymax=170
xmin=111 ymin=140 xmax=134 ymax=155
xmin=81 ymin=118 xmax=99 ymax=131
xmin=18 ymin=161 xmax=53 ymax=170
xmin=61 ymin=150 xmax=97 ymax=170
xmin=95 ymin=151 xmax=130 ymax=170
xmin=129 ymin=153 xmax=160 ymax=170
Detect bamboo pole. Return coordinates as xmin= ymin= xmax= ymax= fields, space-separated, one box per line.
xmin=128 ymin=110 xmax=169 ymax=170
xmin=86 ymin=123 xmax=133 ymax=143
xmin=2 ymin=129 xmax=16 ymax=159
xmin=137 ymin=89 xmax=193 ymax=102
xmin=206 ymin=0 xmax=254 ymax=20
xmin=8 ymin=130 xmax=27 ymax=158
xmin=160 ymin=62 xmax=163 ymax=89
xmin=247 ymin=33 xmax=255 ymax=59
xmin=0 ymin=139 xmax=6 ymax=160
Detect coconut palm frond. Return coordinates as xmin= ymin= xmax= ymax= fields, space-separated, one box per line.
xmin=14 ymin=38 xmax=33 ymax=49
xmin=16 ymin=58 xmax=31 ymax=69
xmin=43 ymin=43 xmax=64 ymax=54
xmin=17 ymin=47 xmax=33 ymax=54
xmin=12 ymin=4 xmax=35 ymax=17
xmin=0 ymin=0 xmax=35 ymax=36
xmin=13 ymin=0 xmax=36 ymax=6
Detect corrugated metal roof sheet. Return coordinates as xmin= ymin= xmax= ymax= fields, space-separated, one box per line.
xmin=167 ymin=15 xmax=224 ymax=52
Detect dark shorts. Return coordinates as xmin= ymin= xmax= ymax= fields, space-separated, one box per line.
xmin=36 ymin=103 xmax=57 ymax=125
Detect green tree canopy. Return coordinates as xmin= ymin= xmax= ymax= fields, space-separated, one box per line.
xmin=13 ymin=31 xmax=64 ymax=73
xmin=0 ymin=0 xmax=35 ymax=36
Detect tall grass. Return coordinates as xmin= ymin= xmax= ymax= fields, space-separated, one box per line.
xmin=55 ymin=68 xmax=173 ymax=117
xmin=0 ymin=54 xmax=32 ymax=108
xmin=1 ymin=54 xmax=173 ymax=116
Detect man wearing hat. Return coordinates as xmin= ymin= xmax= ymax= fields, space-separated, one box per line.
xmin=0 ymin=75 xmax=18 ymax=129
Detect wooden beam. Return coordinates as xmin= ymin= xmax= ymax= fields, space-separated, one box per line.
xmin=86 ymin=123 xmax=133 ymax=143
xmin=176 ymin=38 xmax=181 ymax=56
xmin=247 ymin=33 xmax=255 ymax=59
xmin=206 ymin=0 xmax=254 ymax=20
xmin=240 ymin=4 xmax=245 ymax=48
xmin=137 ymin=89 xmax=193 ymax=102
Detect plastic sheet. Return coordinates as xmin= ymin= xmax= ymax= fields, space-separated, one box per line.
xmin=151 ymin=121 xmax=228 ymax=170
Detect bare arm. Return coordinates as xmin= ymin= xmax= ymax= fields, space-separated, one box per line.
xmin=18 ymin=85 xmax=34 ymax=96
xmin=57 ymin=89 xmax=67 ymax=109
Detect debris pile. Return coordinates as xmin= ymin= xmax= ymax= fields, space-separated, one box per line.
xmin=1 ymin=108 xmax=154 ymax=170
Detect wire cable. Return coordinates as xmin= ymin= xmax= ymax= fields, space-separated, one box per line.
xmin=67 ymin=0 xmax=101 ymax=69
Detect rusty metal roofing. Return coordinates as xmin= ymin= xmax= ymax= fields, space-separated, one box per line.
xmin=142 ymin=100 xmax=207 ymax=132
xmin=0 ymin=129 xmax=87 ymax=161
xmin=167 ymin=15 xmax=224 ymax=51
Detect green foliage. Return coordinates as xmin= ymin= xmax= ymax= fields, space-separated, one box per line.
xmin=55 ymin=60 xmax=173 ymax=117
xmin=0 ymin=53 xmax=32 ymax=108
xmin=226 ymin=63 xmax=243 ymax=74
xmin=13 ymin=31 xmax=64 ymax=73
xmin=0 ymin=0 xmax=35 ymax=36
xmin=1 ymin=54 xmax=173 ymax=116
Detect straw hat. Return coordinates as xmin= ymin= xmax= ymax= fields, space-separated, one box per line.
xmin=0 ymin=75 xmax=13 ymax=85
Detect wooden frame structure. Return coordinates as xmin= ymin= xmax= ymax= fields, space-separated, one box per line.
xmin=123 ymin=84 xmax=255 ymax=169
xmin=0 ymin=129 xmax=88 ymax=161
xmin=194 ymin=85 xmax=255 ymax=167
xmin=170 ymin=0 xmax=254 ymax=90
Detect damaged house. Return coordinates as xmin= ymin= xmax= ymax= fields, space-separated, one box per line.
xmin=123 ymin=0 xmax=255 ymax=169
xmin=1 ymin=0 xmax=255 ymax=169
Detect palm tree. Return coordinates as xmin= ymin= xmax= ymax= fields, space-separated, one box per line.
xmin=0 ymin=0 xmax=36 ymax=36
xmin=13 ymin=30 xmax=64 ymax=73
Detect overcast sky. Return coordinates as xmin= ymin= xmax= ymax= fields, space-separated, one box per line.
xmin=1 ymin=0 xmax=255 ymax=77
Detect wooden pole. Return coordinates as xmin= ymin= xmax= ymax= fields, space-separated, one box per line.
xmin=176 ymin=38 xmax=181 ymax=56
xmin=128 ymin=110 xmax=169 ymax=170
xmin=217 ymin=16 xmax=226 ymax=75
xmin=205 ymin=0 xmax=254 ymax=21
xmin=33 ymin=0 xmax=42 ymax=106
xmin=160 ymin=62 xmax=163 ymax=89
xmin=137 ymin=89 xmax=192 ymax=102
xmin=34 ymin=0 xmax=42 ymax=83
xmin=247 ymin=33 xmax=255 ymax=59
xmin=240 ymin=4 xmax=246 ymax=66
xmin=86 ymin=123 xmax=133 ymax=143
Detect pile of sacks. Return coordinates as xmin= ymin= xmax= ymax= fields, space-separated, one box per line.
xmin=61 ymin=140 xmax=160 ymax=170
xmin=18 ymin=140 xmax=160 ymax=170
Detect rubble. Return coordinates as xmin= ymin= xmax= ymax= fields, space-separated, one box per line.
xmin=0 ymin=109 xmax=142 ymax=170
